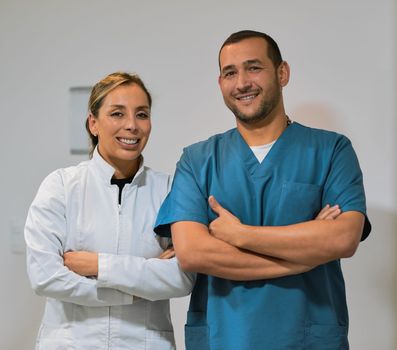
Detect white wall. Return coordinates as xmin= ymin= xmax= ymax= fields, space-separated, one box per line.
xmin=0 ymin=0 xmax=395 ymax=349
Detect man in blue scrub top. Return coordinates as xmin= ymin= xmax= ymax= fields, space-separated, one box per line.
xmin=155 ymin=30 xmax=371 ymax=350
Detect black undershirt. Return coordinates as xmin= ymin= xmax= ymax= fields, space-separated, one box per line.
xmin=111 ymin=176 xmax=134 ymax=204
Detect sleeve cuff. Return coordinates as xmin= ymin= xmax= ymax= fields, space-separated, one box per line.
xmin=97 ymin=253 xmax=110 ymax=287
xmin=97 ymin=253 xmax=133 ymax=304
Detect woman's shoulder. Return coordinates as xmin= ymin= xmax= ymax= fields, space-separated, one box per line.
xmin=142 ymin=166 xmax=172 ymax=192
xmin=40 ymin=160 xmax=91 ymax=189
xmin=142 ymin=166 xmax=171 ymax=183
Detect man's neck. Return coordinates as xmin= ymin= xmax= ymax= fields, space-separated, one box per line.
xmin=236 ymin=113 xmax=290 ymax=146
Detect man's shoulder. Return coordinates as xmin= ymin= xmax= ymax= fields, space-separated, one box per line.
xmin=183 ymin=128 xmax=235 ymax=155
xmin=292 ymin=122 xmax=349 ymax=146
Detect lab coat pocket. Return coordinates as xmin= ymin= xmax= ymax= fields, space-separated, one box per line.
xmin=276 ymin=181 xmax=322 ymax=225
xmin=36 ymin=324 xmax=74 ymax=350
xmin=304 ymin=324 xmax=349 ymax=349
xmin=145 ymin=329 xmax=176 ymax=350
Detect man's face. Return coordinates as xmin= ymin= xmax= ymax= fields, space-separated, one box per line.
xmin=218 ymin=37 xmax=287 ymax=125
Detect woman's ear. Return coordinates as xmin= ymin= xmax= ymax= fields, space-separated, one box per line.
xmin=88 ymin=112 xmax=98 ymax=137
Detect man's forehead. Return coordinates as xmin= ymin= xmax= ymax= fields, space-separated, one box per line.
xmin=219 ymin=38 xmax=269 ymax=68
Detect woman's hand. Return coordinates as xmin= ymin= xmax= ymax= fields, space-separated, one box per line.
xmin=64 ymin=251 xmax=99 ymax=277
xmin=64 ymin=246 xmax=175 ymax=278
xmin=158 ymin=246 xmax=175 ymax=259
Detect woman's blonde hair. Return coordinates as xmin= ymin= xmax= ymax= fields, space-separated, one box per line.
xmin=85 ymin=71 xmax=152 ymax=158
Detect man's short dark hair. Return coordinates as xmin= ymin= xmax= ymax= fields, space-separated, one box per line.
xmin=218 ymin=30 xmax=283 ymax=70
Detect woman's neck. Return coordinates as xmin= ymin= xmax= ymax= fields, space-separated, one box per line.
xmin=112 ymin=157 xmax=141 ymax=179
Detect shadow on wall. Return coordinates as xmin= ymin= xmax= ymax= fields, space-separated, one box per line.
xmin=344 ymin=206 xmax=397 ymax=350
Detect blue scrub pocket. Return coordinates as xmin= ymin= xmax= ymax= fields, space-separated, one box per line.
xmin=185 ymin=311 xmax=210 ymax=350
xmin=184 ymin=325 xmax=210 ymax=350
xmin=276 ymin=181 xmax=322 ymax=225
xmin=304 ymin=324 xmax=349 ymax=349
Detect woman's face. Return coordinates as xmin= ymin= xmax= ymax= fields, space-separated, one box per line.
xmin=89 ymin=83 xmax=151 ymax=177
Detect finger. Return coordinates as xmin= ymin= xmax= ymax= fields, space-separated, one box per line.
xmin=164 ymin=251 xmax=176 ymax=259
xmin=316 ymin=205 xmax=341 ymax=220
xmin=158 ymin=248 xmax=175 ymax=259
xmin=208 ymin=222 xmax=214 ymax=235
xmin=315 ymin=204 xmax=330 ymax=220
xmin=208 ymin=195 xmax=222 ymax=215
xmin=323 ymin=206 xmax=341 ymax=220
xmin=209 ymin=196 xmax=235 ymax=218
xmin=159 ymin=251 xmax=175 ymax=259
xmin=158 ymin=250 xmax=169 ymax=259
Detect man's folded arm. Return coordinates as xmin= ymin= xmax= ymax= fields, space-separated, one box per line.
xmin=171 ymin=221 xmax=313 ymax=281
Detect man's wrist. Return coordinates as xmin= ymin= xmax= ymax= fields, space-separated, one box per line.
xmin=234 ymin=223 xmax=250 ymax=248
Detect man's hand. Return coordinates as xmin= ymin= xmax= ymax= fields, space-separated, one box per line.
xmin=208 ymin=195 xmax=341 ymax=246
xmin=208 ymin=196 xmax=243 ymax=246
xmin=315 ymin=204 xmax=341 ymax=220
xmin=64 ymin=251 xmax=98 ymax=277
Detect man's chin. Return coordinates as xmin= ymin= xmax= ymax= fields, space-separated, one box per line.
xmin=235 ymin=112 xmax=268 ymax=125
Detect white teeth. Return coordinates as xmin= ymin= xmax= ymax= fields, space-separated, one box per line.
xmin=239 ymin=94 xmax=256 ymax=101
xmin=119 ymin=138 xmax=138 ymax=145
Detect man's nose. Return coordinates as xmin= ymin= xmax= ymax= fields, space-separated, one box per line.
xmin=236 ymin=71 xmax=252 ymax=91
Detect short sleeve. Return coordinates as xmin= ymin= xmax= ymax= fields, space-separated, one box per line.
xmin=154 ymin=148 xmax=209 ymax=237
xmin=322 ymin=135 xmax=371 ymax=240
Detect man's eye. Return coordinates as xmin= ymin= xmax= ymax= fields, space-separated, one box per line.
xmin=223 ymin=71 xmax=236 ymax=78
xmin=137 ymin=112 xmax=150 ymax=120
xmin=249 ymin=66 xmax=261 ymax=71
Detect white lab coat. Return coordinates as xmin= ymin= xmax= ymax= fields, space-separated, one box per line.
xmin=25 ymin=148 xmax=195 ymax=350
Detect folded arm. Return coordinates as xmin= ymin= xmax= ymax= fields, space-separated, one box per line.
xmin=172 ymin=221 xmax=313 ymax=281
xmin=64 ymin=250 xmax=195 ymax=301
xmin=208 ymin=196 xmax=364 ymax=266
xmin=25 ymin=172 xmax=133 ymax=307
xmin=171 ymin=203 xmax=341 ymax=280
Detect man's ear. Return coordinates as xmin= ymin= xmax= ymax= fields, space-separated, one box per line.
xmin=278 ymin=61 xmax=290 ymax=87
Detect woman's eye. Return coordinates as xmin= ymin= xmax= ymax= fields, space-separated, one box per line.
xmin=137 ymin=112 xmax=150 ymax=120
xmin=110 ymin=111 xmax=123 ymax=118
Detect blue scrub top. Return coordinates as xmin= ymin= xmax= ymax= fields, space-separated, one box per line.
xmin=155 ymin=122 xmax=370 ymax=350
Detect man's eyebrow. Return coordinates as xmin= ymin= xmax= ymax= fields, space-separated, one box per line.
xmin=221 ymin=59 xmax=264 ymax=73
xmin=244 ymin=59 xmax=263 ymax=66
xmin=220 ymin=64 xmax=236 ymax=74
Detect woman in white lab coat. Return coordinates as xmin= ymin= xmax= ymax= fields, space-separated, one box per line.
xmin=25 ymin=72 xmax=195 ymax=350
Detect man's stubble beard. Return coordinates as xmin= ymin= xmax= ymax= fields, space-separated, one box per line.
xmin=227 ymin=82 xmax=281 ymax=125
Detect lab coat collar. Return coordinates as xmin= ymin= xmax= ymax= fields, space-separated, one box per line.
xmin=91 ymin=147 xmax=145 ymax=185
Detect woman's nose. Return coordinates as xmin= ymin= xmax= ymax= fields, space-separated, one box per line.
xmin=124 ymin=114 xmax=137 ymax=131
